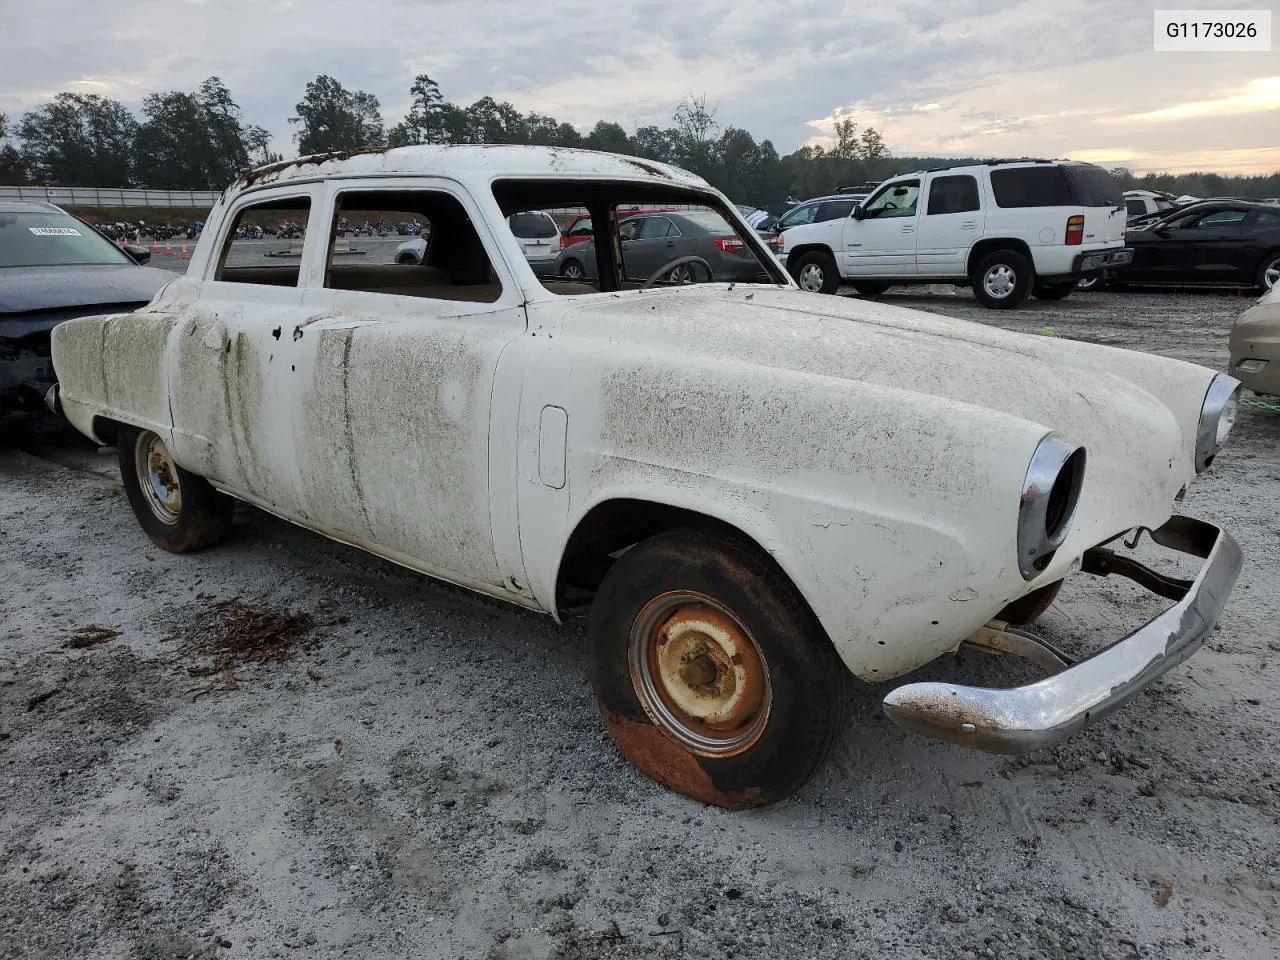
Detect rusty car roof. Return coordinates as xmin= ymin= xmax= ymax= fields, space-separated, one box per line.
xmin=231 ymin=144 xmax=709 ymax=193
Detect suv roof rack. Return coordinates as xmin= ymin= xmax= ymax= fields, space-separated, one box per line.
xmin=920 ymin=157 xmax=1057 ymax=174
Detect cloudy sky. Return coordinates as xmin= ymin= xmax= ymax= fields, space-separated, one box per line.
xmin=4 ymin=0 xmax=1278 ymax=174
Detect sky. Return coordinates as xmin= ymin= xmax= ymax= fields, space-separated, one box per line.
xmin=3 ymin=0 xmax=1278 ymax=175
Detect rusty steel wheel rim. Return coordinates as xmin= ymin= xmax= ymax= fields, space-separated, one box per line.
xmin=628 ymin=592 xmax=773 ymax=757
xmin=134 ymin=430 xmax=182 ymax=525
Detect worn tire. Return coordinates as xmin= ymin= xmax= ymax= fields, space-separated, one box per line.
xmin=851 ymin=282 xmax=890 ymax=297
xmin=395 ymin=252 xmax=419 ymax=265
xmin=117 ymin=425 xmax=233 ymax=553
xmin=586 ymin=527 xmax=849 ymax=810
xmin=791 ymin=251 xmax=841 ymax=294
xmin=1257 ymin=250 xmax=1280 ymax=292
xmin=997 ymin=580 xmax=1064 ymax=626
xmin=971 ymin=249 xmax=1033 ymax=309
xmin=1032 ymin=281 xmax=1077 ymax=301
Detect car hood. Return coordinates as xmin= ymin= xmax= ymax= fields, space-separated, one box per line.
xmin=0 ymin=264 xmax=171 ymax=316
xmin=559 ymin=285 xmax=1215 ymax=534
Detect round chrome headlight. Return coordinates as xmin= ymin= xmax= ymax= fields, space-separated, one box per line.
xmin=1018 ymin=434 xmax=1087 ymax=581
xmin=1195 ymin=374 xmax=1242 ymax=474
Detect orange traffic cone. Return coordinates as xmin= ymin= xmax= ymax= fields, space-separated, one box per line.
xmin=165 ymin=242 xmax=173 ymax=256
xmin=180 ymin=246 xmax=190 ymax=260
xmin=151 ymin=244 xmax=160 ymax=255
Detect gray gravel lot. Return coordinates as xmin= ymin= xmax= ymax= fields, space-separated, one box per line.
xmin=2 ymin=287 xmax=1278 ymax=960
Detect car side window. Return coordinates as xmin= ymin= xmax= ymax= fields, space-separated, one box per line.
xmin=213 ymin=196 xmax=311 ymax=286
xmin=863 ymin=181 xmax=921 ymax=219
xmin=323 ymin=189 xmax=501 ymax=304
xmin=1252 ymin=210 xmax=1280 ymax=227
xmin=1185 ymin=210 xmax=1249 ymax=229
xmin=638 ymin=217 xmax=678 ymax=239
xmin=1125 ymin=199 xmax=1145 ymax=217
xmin=926 ymin=176 xmax=980 ymax=215
xmin=619 ymin=218 xmax=643 ymax=240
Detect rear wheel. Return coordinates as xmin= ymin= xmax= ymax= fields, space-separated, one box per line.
xmin=851 ymin=282 xmax=889 ymax=297
xmin=118 ymin=425 xmax=233 ymax=553
xmin=972 ymin=249 xmax=1033 ymax=309
xmin=587 ymin=527 xmax=848 ymax=809
xmin=791 ymin=251 xmax=840 ymax=294
xmin=1032 ymin=281 xmax=1077 ymax=301
xmin=1258 ymin=251 xmax=1280 ymax=292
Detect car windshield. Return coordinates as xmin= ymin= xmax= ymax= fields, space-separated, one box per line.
xmin=493 ymin=180 xmax=787 ymax=295
xmin=0 ymin=210 xmax=131 ymax=268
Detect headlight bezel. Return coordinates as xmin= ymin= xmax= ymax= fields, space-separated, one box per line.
xmin=1017 ymin=433 xmax=1087 ymax=581
xmin=1194 ymin=374 xmax=1242 ymax=474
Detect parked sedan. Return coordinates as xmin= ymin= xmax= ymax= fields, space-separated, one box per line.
xmin=1 ymin=200 xmax=170 ymax=419
xmin=1230 ymin=283 xmax=1280 ymax=396
xmin=554 ymin=211 xmax=774 ymax=283
xmin=1110 ymin=200 xmax=1280 ymax=291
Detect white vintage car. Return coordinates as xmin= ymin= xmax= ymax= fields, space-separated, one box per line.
xmin=50 ymin=145 xmax=1243 ymax=809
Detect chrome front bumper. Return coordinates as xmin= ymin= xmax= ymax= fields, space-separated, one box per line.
xmin=882 ymin=516 xmax=1242 ymax=753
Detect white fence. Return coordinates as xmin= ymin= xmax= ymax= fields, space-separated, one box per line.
xmin=0 ymin=186 xmax=222 ymax=208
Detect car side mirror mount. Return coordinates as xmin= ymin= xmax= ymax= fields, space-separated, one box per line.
xmin=853 ymin=205 xmax=865 ymax=221
xmin=1153 ymin=226 xmax=1170 ymax=238
xmin=124 ymin=245 xmax=151 ymax=265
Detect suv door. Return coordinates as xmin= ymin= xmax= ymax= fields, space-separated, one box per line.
xmin=841 ymin=179 xmax=921 ymax=276
xmin=916 ymin=173 xmax=984 ymax=278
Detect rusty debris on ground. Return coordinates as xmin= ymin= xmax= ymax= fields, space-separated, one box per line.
xmin=62 ymin=625 xmax=121 ymax=649
xmin=183 ymin=598 xmax=319 ymax=698
xmin=1155 ymin=883 xmax=1174 ymax=908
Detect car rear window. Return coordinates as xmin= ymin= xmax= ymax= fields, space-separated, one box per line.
xmin=1064 ymin=166 xmax=1124 ymax=207
xmin=989 ymin=168 xmax=1074 ymax=208
xmin=508 ymin=212 xmax=558 ymax=239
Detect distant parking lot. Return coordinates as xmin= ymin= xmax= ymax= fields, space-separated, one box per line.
xmin=2 ymin=287 xmax=1277 ymax=960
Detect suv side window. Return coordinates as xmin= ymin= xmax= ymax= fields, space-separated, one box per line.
xmin=862 ymin=180 xmax=921 ymax=219
xmin=213 ymin=195 xmax=311 ymax=286
xmin=926 ymin=175 xmax=980 ymax=215
xmin=1125 ymin=199 xmax=1146 ymax=217
xmin=989 ymin=167 xmax=1073 ymax=207
xmin=815 ymin=200 xmax=856 ymax=222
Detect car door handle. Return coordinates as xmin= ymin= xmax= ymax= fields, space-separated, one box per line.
xmin=961 ymin=221 xmax=977 ymax=228
xmin=901 ymin=226 xmax=915 ymax=234
xmin=666 ymin=240 xmax=676 ymax=247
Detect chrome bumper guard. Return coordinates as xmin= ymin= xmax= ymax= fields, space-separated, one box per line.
xmin=882 ymin=516 xmax=1242 ymax=754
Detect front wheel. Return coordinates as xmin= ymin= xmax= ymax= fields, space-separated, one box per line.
xmin=118 ymin=425 xmax=233 ymax=553
xmin=587 ymin=527 xmax=849 ymax=809
xmin=560 ymin=259 xmax=585 ymax=280
xmin=971 ymin=249 xmax=1033 ymax=309
xmin=1032 ymin=281 xmax=1077 ymax=301
xmin=790 ymin=251 xmax=840 ymax=294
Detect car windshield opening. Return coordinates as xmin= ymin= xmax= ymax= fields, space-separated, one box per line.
xmin=0 ymin=211 xmax=132 ymax=268
xmin=492 ymin=179 xmax=787 ymax=296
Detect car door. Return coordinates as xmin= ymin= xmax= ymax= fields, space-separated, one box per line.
xmin=915 ymin=173 xmax=984 ymax=277
xmin=168 ymin=187 xmax=322 ymax=513
xmin=620 ymin=215 xmax=684 ymax=281
xmin=288 ymin=179 xmax=527 ymax=593
xmin=1126 ymin=207 xmax=1229 ymax=282
xmin=841 ymin=179 xmax=921 ymax=276
xmin=1186 ymin=208 xmax=1248 ymax=281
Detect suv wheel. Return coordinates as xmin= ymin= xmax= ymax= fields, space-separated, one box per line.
xmin=1032 ymin=281 xmax=1077 ymax=301
xmin=791 ymin=251 xmax=840 ymax=295
xmin=972 ymin=249 xmax=1033 ymax=309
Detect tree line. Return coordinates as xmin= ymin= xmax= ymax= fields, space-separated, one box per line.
xmin=2 ymin=74 xmax=1277 ymax=206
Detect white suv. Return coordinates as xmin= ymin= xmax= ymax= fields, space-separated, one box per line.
xmin=779 ymin=160 xmax=1133 ymax=308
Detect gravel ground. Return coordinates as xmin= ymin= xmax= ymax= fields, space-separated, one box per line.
xmin=2 ymin=287 xmax=1278 ymax=960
